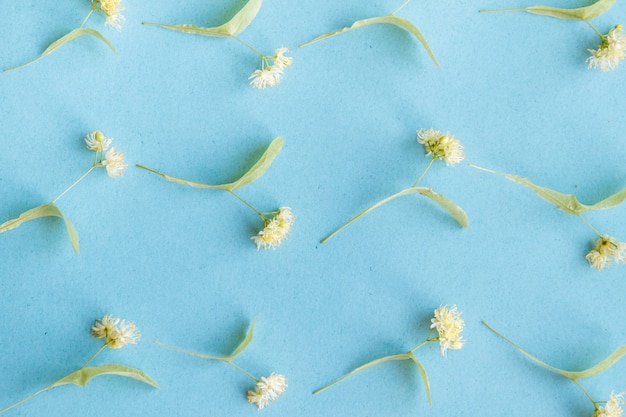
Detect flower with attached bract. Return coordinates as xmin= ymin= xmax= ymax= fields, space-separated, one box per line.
xmin=97 ymin=0 xmax=126 ymax=30
xmin=84 ymin=131 xmax=112 ymax=152
xmin=587 ymin=24 xmax=626 ymax=72
xmin=417 ymin=128 xmax=465 ymax=166
xmin=252 ymin=207 xmax=295 ymax=250
xmin=91 ymin=314 xmax=141 ymax=348
xmin=430 ymin=304 xmax=465 ymax=356
xmin=102 ymin=147 xmax=127 ymax=177
xmin=593 ymin=391 xmax=625 ymax=417
xmin=247 ymin=373 xmax=287 ymax=410
xmin=585 ymin=235 xmax=626 ymax=271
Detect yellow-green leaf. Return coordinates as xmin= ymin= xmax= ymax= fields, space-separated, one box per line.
xmin=480 ymin=0 xmax=615 ymax=20
xmin=407 ymin=352 xmax=431 ymax=406
xmin=300 ymin=15 xmax=440 ymax=69
xmin=415 ymin=187 xmax=469 ymax=228
xmin=5 ymin=28 xmax=117 ymax=72
xmin=225 ymin=318 xmax=256 ymax=361
xmin=0 ymin=203 xmax=79 ymax=253
xmin=143 ymin=0 xmax=262 ymax=38
xmin=51 ymin=364 xmax=159 ymax=388
xmin=136 ymin=137 xmax=284 ymax=192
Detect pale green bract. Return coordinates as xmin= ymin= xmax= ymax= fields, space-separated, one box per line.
xmin=52 ymin=364 xmax=159 ymax=388
xmin=480 ymin=0 xmax=616 ymax=21
xmin=5 ymin=28 xmax=117 ymax=72
xmin=299 ymin=15 xmax=441 ymax=69
xmin=471 ymin=165 xmax=626 ymax=215
xmin=0 ymin=203 xmax=80 ymax=253
xmin=142 ymin=0 xmax=262 ymax=38
xmin=484 ymin=322 xmax=626 ymax=381
xmin=136 ymin=137 xmax=283 ymax=192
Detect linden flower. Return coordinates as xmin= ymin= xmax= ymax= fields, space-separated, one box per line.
xmin=102 ymin=147 xmax=128 ymax=177
xmin=84 ymin=131 xmax=112 ymax=152
xmin=587 ymin=24 xmax=626 ymax=72
xmin=247 ymin=386 xmax=271 ymax=410
xmin=252 ymin=207 xmax=295 ymax=250
xmin=417 ymin=128 xmax=465 ymax=166
xmin=593 ymin=391 xmax=625 ymax=417
xmin=273 ymin=48 xmax=293 ymax=70
xmin=97 ymin=0 xmax=126 ymax=30
xmin=586 ymin=235 xmax=626 ymax=271
xmin=249 ymin=67 xmax=283 ymax=90
xmin=247 ymin=374 xmax=287 ymax=410
xmin=430 ymin=304 xmax=465 ymax=356
xmin=91 ymin=315 xmax=141 ymax=348
xmin=90 ymin=314 xmax=119 ymax=339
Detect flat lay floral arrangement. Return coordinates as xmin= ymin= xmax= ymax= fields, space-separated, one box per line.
xmin=0 ymin=0 xmax=625 ymax=416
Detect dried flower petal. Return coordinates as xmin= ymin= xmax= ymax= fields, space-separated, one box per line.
xmin=587 ymin=24 xmax=626 ymax=72
xmin=252 ymin=207 xmax=294 ymax=250
xmin=430 ymin=304 xmax=465 ymax=356
xmin=273 ymin=48 xmax=292 ymax=70
xmin=249 ymin=67 xmax=283 ymax=90
xmin=417 ymin=128 xmax=465 ymax=166
xmin=85 ymin=131 xmax=112 ymax=152
xmin=593 ymin=391 xmax=625 ymax=417
xmin=98 ymin=0 xmax=126 ymax=30
xmin=91 ymin=314 xmax=141 ymax=348
xmin=586 ymin=235 xmax=626 ymax=271
xmin=102 ymin=147 xmax=128 ymax=177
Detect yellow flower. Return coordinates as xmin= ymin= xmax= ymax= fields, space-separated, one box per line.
xmin=430 ymin=305 xmax=465 ymax=356
xmin=586 ymin=235 xmax=626 ymax=271
xmin=587 ymin=25 xmax=626 ymax=72
xmin=417 ymin=128 xmax=465 ymax=166
xmin=102 ymin=147 xmax=128 ymax=178
xmin=84 ymin=131 xmax=112 ymax=152
xmin=97 ymin=0 xmax=126 ymax=30
xmin=252 ymin=208 xmax=295 ymax=250
xmin=273 ymin=48 xmax=293 ymax=70
xmin=91 ymin=315 xmax=140 ymax=349
xmin=593 ymin=391 xmax=625 ymax=417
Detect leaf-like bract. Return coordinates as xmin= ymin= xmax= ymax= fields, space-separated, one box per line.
xmin=51 ymin=364 xmax=159 ymax=388
xmin=0 ymin=203 xmax=80 ymax=253
xmin=143 ymin=0 xmax=262 ymax=38
xmin=299 ymin=16 xmax=440 ymax=69
xmin=225 ymin=318 xmax=256 ymax=361
xmin=408 ymin=352 xmax=432 ymax=406
xmin=415 ymin=187 xmax=469 ymax=228
xmin=136 ymin=137 xmax=284 ymax=191
xmin=480 ymin=0 xmax=615 ymax=20
xmin=5 ymin=28 xmax=117 ymax=72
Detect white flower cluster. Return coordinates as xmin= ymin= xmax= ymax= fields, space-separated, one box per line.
xmin=430 ymin=304 xmax=465 ymax=356
xmin=247 ymin=373 xmax=288 ymax=410
xmin=593 ymin=391 xmax=625 ymax=417
xmin=586 ymin=235 xmax=626 ymax=271
xmin=97 ymin=0 xmax=126 ymax=30
xmin=84 ymin=131 xmax=128 ymax=177
xmin=91 ymin=314 xmax=141 ymax=349
xmin=252 ymin=207 xmax=295 ymax=250
xmin=249 ymin=48 xmax=293 ymax=90
xmin=417 ymin=128 xmax=465 ymax=166
xmin=587 ymin=24 xmax=626 ymax=72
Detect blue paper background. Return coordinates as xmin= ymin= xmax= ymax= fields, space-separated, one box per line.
xmin=1 ymin=1 xmax=625 ymax=416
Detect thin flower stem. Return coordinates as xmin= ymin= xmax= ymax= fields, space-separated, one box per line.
xmin=227 ymin=190 xmax=265 ymax=220
xmin=320 ymin=187 xmax=422 ymax=244
xmin=410 ymin=337 xmax=437 ymax=353
xmin=229 ymin=35 xmax=265 ymax=58
xmin=313 ymin=352 xmax=410 ymax=395
xmin=52 ymin=165 xmax=97 ymax=203
xmin=80 ymin=7 xmax=96 ymax=28
xmin=391 ymin=0 xmax=411 ymax=15
xmin=572 ymin=380 xmax=597 ymax=405
xmin=227 ymin=362 xmax=258 ymax=381
xmin=413 ymin=158 xmax=435 ymax=187
xmin=577 ymin=215 xmax=603 ymax=238
xmin=584 ymin=20 xmax=605 ymax=40
xmin=80 ymin=343 xmax=108 ymax=369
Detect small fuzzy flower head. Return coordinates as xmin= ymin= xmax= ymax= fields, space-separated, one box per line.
xmin=247 ymin=373 xmax=287 ymax=410
xmin=585 ymin=235 xmax=626 ymax=271
xmin=430 ymin=304 xmax=465 ymax=356
xmin=249 ymin=67 xmax=283 ymax=90
xmin=587 ymin=24 xmax=626 ymax=72
xmin=252 ymin=207 xmax=295 ymax=250
xmin=417 ymin=128 xmax=465 ymax=166
xmin=102 ymin=147 xmax=128 ymax=178
xmin=91 ymin=314 xmax=141 ymax=348
xmin=593 ymin=391 xmax=625 ymax=417
xmin=84 ymin=131 xmax=113 ymax=152
xmin=97 ymin=0 xmax=126 ymax=30
xmin=273 ymin=48 xmax=293 ymax=70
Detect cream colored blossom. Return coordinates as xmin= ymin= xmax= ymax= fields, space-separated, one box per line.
xmin=247 ymin=387 xmax=270 ymax=410
xmin=593 ymin=391 xmax=625 ymax=417
xmin=273 ymin=48 xmax=293 ymax=70
xmin=587 ymin=25 xmax=626 ymax=72
xmin=97 ymin=0 xmax=126 ymax=30
xmin=252 ymin=207 xmax=294 ymax=250
xmin=586 ymin=235 xmax=626 ymax=271
xmin=258 ymin=373 xmax=287 ymax=401
xmin=85 ymin=131 xmax=112 ymax=152
xmin=417 ymin=128 xmax=465 ymax=166
xmin=91 ymin=315 xmax=140 ymax=348
xmin=249 ymin=67 xmax=283 ymax=90
xmin=102 ymin=147 xmax=127 ymax=177
xmin=430 ymin=304 xmax=465 ymax=356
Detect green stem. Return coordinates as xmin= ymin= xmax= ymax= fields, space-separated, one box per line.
xmin=413 ymin=158 xmax=435 ymax=187
xmin=572 ymin=380 xmax=597 ymax=405
xmin=227 ymin=362 xmax=259 ymax=382
xmin=80 ymin=343 xmax=108 ymax=368
xmin=229 ymin=35 xmax=265 ymax=58
xmin=80 ymin=7 xmax=96 ymax=28
xmin=320 ymin=187 xmax=422 ymax=244
xmin=52 ymin=165 xmax=97 ymax=203
xmin=577 ymin=215 xmax=603 ymax=238
xmin=584 ymin=20 xmax=604 ymax=40
xmin=391 ymin=0 xmax=411 ymax=15
xmin=227 ymin=191 xmax=265 ymax=220
xmin=313 ymin=352 xmax=411 ymax=395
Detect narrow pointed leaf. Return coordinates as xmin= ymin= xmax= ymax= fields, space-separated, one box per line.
xmin=51 ymin=364 xmax=159 ymax=389
xmin=5 ymin=28 xmax=117 ymax=72
xmin=226 ymin=318 xmax=256 ymax=361
xmin=480 ymin=0 xmax=615 ymax=20
xmin=415 ymin=187 xmax=469 ymax=228
xmin=0 ymin=203 xmax=79 ymax=253
xmin=141 ymin=22 xmax=231 ymax=38
xmin=300 ymin=16 xmax=440 ymax=69
xmin=407 ymin=352 xmax=432 ymax=406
